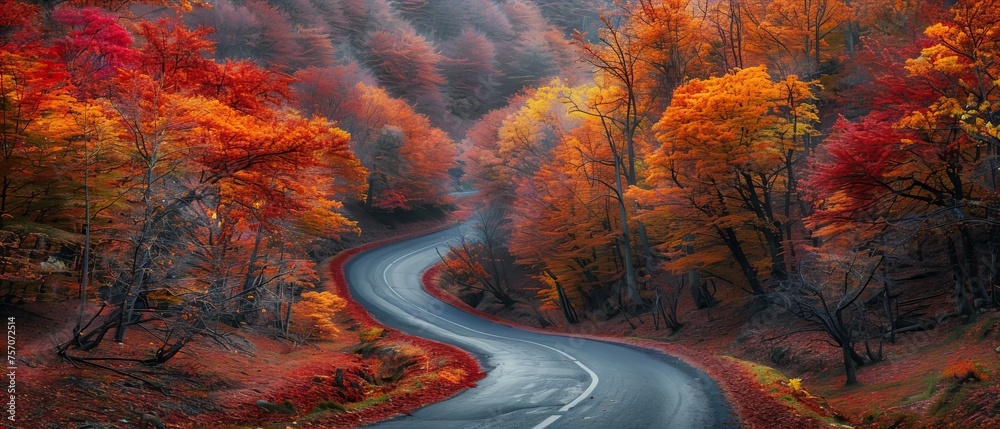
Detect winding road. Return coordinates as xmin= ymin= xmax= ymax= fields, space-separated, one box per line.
xmin=346 ymin=226 xmax=739 ymax=428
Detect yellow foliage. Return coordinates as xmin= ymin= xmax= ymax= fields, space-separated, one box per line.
xmin=789 ymin=378 xmax=803 ymax=393
xmin=438 ymin=367 xmax=466 ymax=384
xmin=292 ymin=291 xmax=347 ymax=340
xmin=358 ymin=326 xmax=385 ymax=343
xmin=640 ymin=66 xmax=817 ymax=281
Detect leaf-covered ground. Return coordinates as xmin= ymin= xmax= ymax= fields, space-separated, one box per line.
xmin=9 ymin=210 xmax=484 ymax=429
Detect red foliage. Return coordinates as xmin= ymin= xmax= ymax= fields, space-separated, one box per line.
xmin=292 ymin=64 xmax=364 ymax=120
xmin=51 ymin=7 xmax=137 ymax=95
xmin=135 ymin=17 xmax=215 ymax=90
xmin=372 ymin=188 xmax=409 ymax=212
xmin=807 ymin=112 xmax=907 ymax=227
xmin=200 ymin=60 xmax=293 ymax=114
xmin=364 ymin=26 xmax=445 ymax=103
xmin=0 ymin=0 xmax=39 ymax=48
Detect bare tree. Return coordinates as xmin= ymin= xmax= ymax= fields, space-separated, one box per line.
xmin=775 ymin=247 xmax=887 ymax=385
xmin=439 ymin=205 xmax=517 ymax=307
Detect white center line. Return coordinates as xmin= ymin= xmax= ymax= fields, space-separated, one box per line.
xmin=377 ymin=238 xmax=599 ymax=428
xmin=531 ymin=415 xmax=562 ymax=429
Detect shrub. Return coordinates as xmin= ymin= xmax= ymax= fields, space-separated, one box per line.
xmin=943 ymin=359 xmax=990 ymax=382
xmin=292 ymin=291 xmax=347 ymax=340
xmin=358 ymin=326 xmax=385 ymax=343
xmin=789 ymin=378 xmax=803 ymax=393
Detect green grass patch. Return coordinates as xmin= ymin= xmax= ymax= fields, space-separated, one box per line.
xmin=928 ymin=381 xmax=971 ymax=417
xmin=862 ymin=409 xmax=919 ymax=428
xmin=899 ymin=374 xmax=942 ymax=405
xmin=345 ymin=394 xmax=391 ymax=411
xmin=724 ymin=357 xmax=840 ymax=425
xmin=312 ymin=401 xmax=347 ymax=414
xmin=971 ymin=313 xmax=1000 ymax=343
xmin=305 ymin=394 xmax=392 ymax=419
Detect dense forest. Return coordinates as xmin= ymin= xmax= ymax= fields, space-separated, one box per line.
xmin=3 ymin=0 xmax=1000 ymax=424
xmin=449 ymin=0 xmax=1000 ymax=388
xmin=0 ymin=0 xmax=602 ymax=365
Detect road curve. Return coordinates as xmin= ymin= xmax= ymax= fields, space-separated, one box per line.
xmin=346 ymin=226 xmax=739 ymax=428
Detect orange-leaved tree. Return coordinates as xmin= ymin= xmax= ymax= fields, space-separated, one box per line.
xmin=511 ymin=114 xmax=646 ymax=323
xmin=637 ymin=66 xmax=817 ymax=296
xmin=340 ymin=82 xmax=456 ymax=211
xmin=56 ymin=15 xmax=364 ymax=365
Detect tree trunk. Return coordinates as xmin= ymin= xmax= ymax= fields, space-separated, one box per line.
xmin=612 ymin=152 xmax=641 ymax=306
xmin=718 ymin=227 xmax=766 ymax=295
xmin=947 ymin=237 xmax=975 ymax=317
xmin=76 ymin=143 xmax=92 ymax=337
xmin=365 ymin=176 xmax=375 ymax=210
xmin=842 ymin=338 xmax=857 ymax=386
xmin=960 ymin=227 xmax=988 ymax=304
xmin=554 ymin=277 xmax=578 ymax=324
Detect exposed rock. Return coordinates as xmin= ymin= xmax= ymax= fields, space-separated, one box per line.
xmin=139 ymin=413 xmax=166 ymax=429
xmin=256 ymin=399 xmax=296 ymax=415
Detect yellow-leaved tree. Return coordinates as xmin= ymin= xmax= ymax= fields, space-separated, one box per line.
xmin=634 ymin=66 xmax=817 ymax=296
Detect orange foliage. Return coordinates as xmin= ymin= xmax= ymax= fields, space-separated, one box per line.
xmin=342 ymin=83 xmax=456 ymax=209
xmin=943 ymin=359 xmax=990 ymax=382
xmin=0 ymin=2 xmax=370 ymax=360
xmin=292 ymin=291 xmax=347 ymax=340
xmin=638 ymin=66 xmax=817 ymax=293
xmin=442 ymin=245 xmax=491 ymax=286
xmin=437 ymin=367 xmax=467 ymax=384
xmin=510 ymin=118 xmax=632 ymax=309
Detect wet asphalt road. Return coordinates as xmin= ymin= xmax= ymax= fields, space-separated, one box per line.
xmin=346 ymin=227 xmax=738 ymax=428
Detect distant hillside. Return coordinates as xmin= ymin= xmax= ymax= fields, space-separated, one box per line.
xmin=183 ymin=0 xmax=598 ymax=136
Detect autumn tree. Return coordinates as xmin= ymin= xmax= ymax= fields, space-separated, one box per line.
xmin=699 ymin=0 xmax=748 ymax=71
xmin=743 ymin=0 xmax=851 ymax=79
xmin=51 ymin=7 xmax=137 ymax=98
xmin=363 ymin=23 xmax=447 ymax=119
xmin=810 ymin=0 xmax=1000 ymax=314
xmin=340 ymin=83 xmax=456 ymax=210
xmin=291 ymin=64 xmax=364 ymax=121
xmin=638 ymin=66 xmax=817 ymax=296
xmin=571 ymin=4 xmax=683 ymax=306
xmin=440 ymin=205 xmax=517 ymax=307
xmin=463 ymin=95 xmax=529 ymax=201
xmin=627 ymin=0 xmax=710 ymax=110
xmin=290 ymin=290 xmax=347 ymax=340
xmin=775 ymin=244 xmax=887 ymax=385
xmin=0 ymin=5 xmax=69 ymax=221
xmin=439 ymin=29 xmax=502 ymax=119
xmin=698 ymin=0 xmax=849 ymax=78
xmin=496 ymin=1 xmax=577 ymax=97
xmin=55 ymin=16 xmax=364 ymax=365
xmin=511 ymin=118 xmax=636 ymax=320
xmin=361 ymin=126 xmax=408 ymax=211
xmin=566 ymin=84 xmax=646 ymax=306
